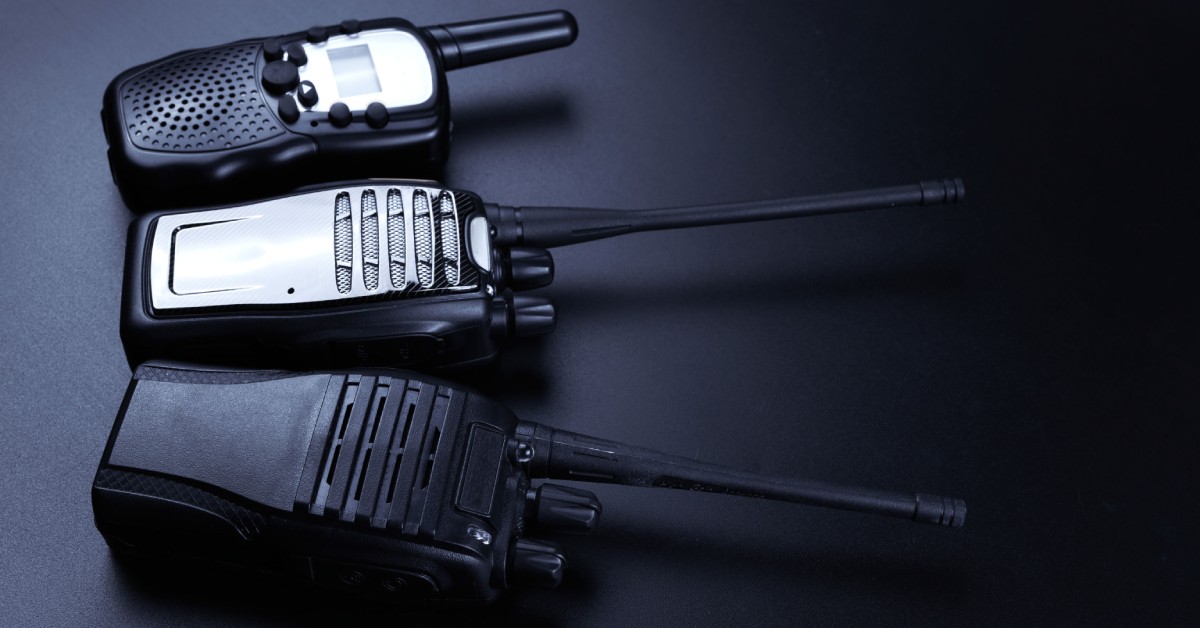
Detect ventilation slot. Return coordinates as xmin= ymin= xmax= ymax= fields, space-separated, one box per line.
xmin=351 ymin=383 xmax=388 ymax=503
xmin=413 ymin=190 xmax=435 ymax=288
xmin=334 ymin=192 xmax=352 ymax=293
xmin=313 ymin=379 xmax=358 ymax=511
xmin=436 ymin=192 xmax=460 ymax=286
xmin=386 ymin=188 xmax=406 ymax=289
xmin=361 ymin=190 xmax=379 ymax=291
xmin=421 ymin=426 xmax=441 ymax=488
xmin=385 ymin=396 xmax=418 ymax=504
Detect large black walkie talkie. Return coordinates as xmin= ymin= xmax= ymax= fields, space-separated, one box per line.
xmin=101 ymin=11 xmax=577 ymax=211
xmin=120 ymin=178 xmax=965 ymax=371
xmin=93 ymin=363 xmax=965 ymax=606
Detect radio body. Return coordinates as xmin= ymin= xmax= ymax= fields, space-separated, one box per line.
xmin=101 ymin=11 xmax=577 ymax=211
xmin=121 ymin=181 xmax=518 ymax=371
xmin=121 ymin=178 xmax=964 ymax=370
xmin=94 ymin=363 xmax=533 ymax=606
xmin=93 ymin=363 xmax=964 ymax=606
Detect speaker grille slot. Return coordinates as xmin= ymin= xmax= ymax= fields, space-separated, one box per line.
xmin=413 ymin=190 xmax=435 ymax=288
xmin=386 ymin=189 xmax=407 ymax=289
xmin=361 ymin=190 xmax=379 ymax=291
xmin=436 ymin=192 xmax=460 ymax=285
xmin=120 ymin=43 xmax=283 ymax=152
xmin=334 ymin=192 xmax=352 ymax=293
xmin=297 ymin=376 xmax=466 ymax=531
xmin=311 ymin=378 xmax=359 ymax=513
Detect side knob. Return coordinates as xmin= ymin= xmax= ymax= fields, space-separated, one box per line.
xmin=527 ymin=484 xmax=601 ymax=534
xmin=511 ymin=295 xmax=556 ymax=337
xmin=506 ymin=247 xmax=554 ymax=290
xmin=509 ymin=538 xmax=566 ymax=588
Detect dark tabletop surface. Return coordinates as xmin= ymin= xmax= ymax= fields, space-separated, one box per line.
xmin=1 ymin=1 xmax=1196 ymax=625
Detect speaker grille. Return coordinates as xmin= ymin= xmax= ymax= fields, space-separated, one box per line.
xmin=297 ymin=376 xmax=464 ymax=532
xmin=119 ymin=43 xmax=284 ymax=152
xmin=412 ymin=190 xmax=435 ymax=288
xmin=387 ymin=189 xmax=406 ymax=289
xmin=323 ymin=186 xmax=479 ymax=298
xmin=334 ymin=192 xmax=353 ymax=293
xmin=436 ymin=191 xmax=460 ymax=285
xmin=361 ymin=190 xmax=380 ymax=291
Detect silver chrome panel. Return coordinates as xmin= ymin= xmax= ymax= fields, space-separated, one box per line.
xmin=148 ymin=184 xmax=483 ymax=310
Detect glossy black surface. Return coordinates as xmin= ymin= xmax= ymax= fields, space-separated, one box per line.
xmin=1 ymin=0 xmax=1196 ymax=625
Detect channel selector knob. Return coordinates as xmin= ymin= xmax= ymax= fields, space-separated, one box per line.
xmin=261 ymin=61 xmax=299 ymax=95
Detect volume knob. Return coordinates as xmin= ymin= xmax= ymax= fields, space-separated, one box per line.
xmin=509 ymin=538 xmax=566 ymax=588
xmin=510 ymin=295 xmax=556 ymax=338
xmin=527 ymin=484 xmax=601 ymax=534
xmin=261 ymin=61 xmax=299 ymax=95
xmin=505 ymin=247 xmax=554 ymax=290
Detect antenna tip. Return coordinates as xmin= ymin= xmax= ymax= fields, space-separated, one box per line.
xmin=557 ymin=10 xmax=580 ymax=45
xmin=919 ymin=178 xmax=966 ymax=205
xmin=914 ymin=494 xmax=967 ymax=528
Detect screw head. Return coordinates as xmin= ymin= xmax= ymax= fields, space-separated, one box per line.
xmin=467 ymin=525 xmax=493 ymax=545
xmin=340 ymin=570 xmax=367 ymax=586
xmin=381 ymin=576 xmax=407 ymax=592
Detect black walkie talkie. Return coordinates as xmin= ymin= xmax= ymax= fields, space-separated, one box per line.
xmin=101 ymin=11 xmax=577 ymax=211
xmin=120 ymin=178 xmax=964 ymax=370
xmin=93 ymin=363 xmax=965 ymax=606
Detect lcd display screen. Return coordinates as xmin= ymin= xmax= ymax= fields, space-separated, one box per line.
xmin=328 ymin=45 xmax=382 ymax=98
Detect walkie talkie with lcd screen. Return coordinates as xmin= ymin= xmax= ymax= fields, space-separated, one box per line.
xmin=120 ymin=178 xmax=965 ymax=370
xmin=93 ymin=362 xmax=966 ymax=606
xmin=100 ymin=10 xmax=577 ymax=211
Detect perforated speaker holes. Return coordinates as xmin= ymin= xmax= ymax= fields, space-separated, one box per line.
xmin=121 ymin=43 xmax=284 ymax=152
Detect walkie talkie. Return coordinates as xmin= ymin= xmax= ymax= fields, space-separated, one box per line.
xmin=101 ymin=10 xmax=577 ymax=211
xmin=93 ymin=363 xmax=966 ymax=606
xmin=120 ymin=178 xmax=965 ymax=371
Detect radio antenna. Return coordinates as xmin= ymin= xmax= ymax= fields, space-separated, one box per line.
xmin=425 ymin=10 xmax=579 ymax=71
xmin=488 ymin=178 xmax=965 ymax=248
xmin=516 ymin=421 xmax=966 ymax=527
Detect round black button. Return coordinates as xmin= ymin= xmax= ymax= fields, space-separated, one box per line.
xmin=261 ymin=61 xmax=299 ymax=95
xmin=340 ymin=19 xmax=362 ymax=35
xmin=306 ymin=26 xmax=327 ymax=43
xmin=286 ymin=43 xmax=307 ymax=66
xmin=263 ymin=39 xmax=284 ymax=61
xmin=381 ymin=577 xmax=407 ymax=592
xmin=277 ymin=97 xmax=300 ymax=124
xmin=365 ymin=102 xmax=388 ymax=129
xmin=329 ymin=102 xmax=352 ymax=128
xmin=297 ymin=81 xmax=318 ymax=108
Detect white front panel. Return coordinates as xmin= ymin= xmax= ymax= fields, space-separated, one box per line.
xmin=148 ymin=184 xmax=473 ymax=310
xmin=295 ymin=30 xmax=434 ymax=112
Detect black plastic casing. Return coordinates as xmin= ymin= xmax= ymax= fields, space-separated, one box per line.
xmin=120 ymin=186 xmax=510 ymax=371
xmin=101 ymin=18 xmax=450 ymax=212
xmin=92 ymin=363 xmax=528 ymax=606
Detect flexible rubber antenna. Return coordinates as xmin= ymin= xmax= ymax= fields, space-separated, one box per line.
xmin=516 ymin=421 xmax=966 ymax=527
xmin=489 ymin=178 xmax=965 ymax=248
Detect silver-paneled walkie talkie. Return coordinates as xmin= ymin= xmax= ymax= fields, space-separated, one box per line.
xmin=120 ymin=178 xmax=965 ymax=371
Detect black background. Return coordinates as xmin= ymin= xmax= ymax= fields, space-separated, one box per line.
xmin=1 ymin=1 xmax=1196 ymax=625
